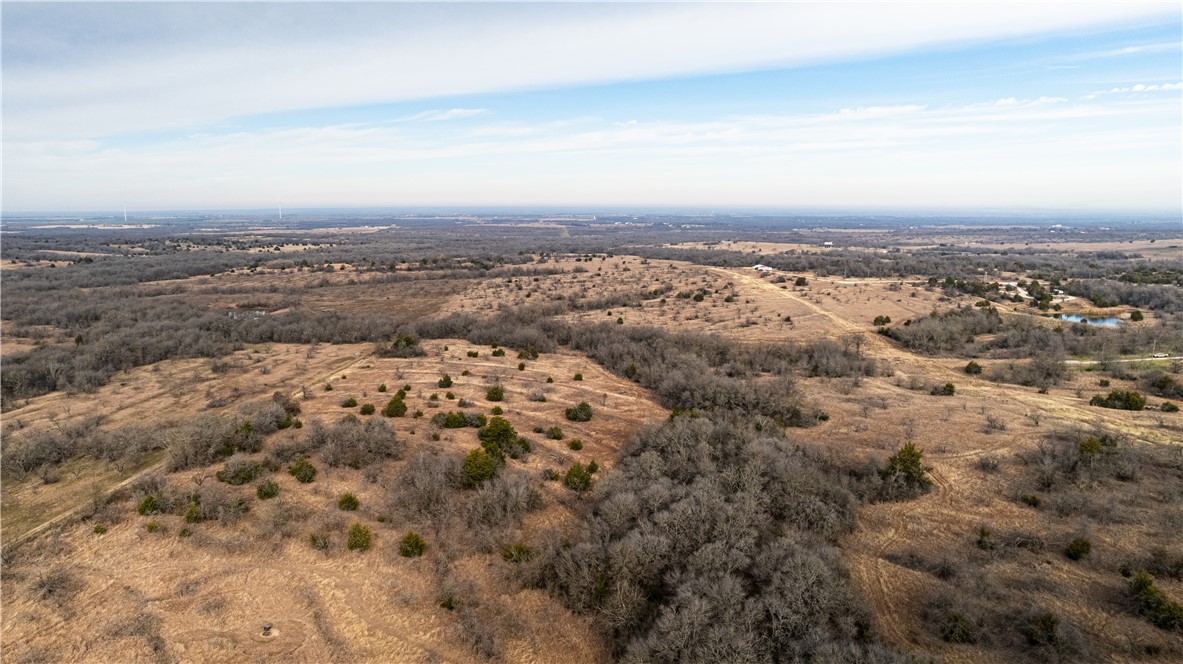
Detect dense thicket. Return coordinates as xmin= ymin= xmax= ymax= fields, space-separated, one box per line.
xmin=5 ymin=221 xmax=1179 ymax=663
xmin=0 ymin=306 xmax=406 ymax=403
xmin=1064 ymin=279 xmax=1183 ymax=311
xmin=414 ymin=311 xmax=882 ymax=424
xmin=882 ymin=306 xmax=1003 ymax=354
xmin=400 ymin=306 xmax=924 ymax=660
xmin=879 ymin=304 xmax=1178 ymax=387
xmin=5 ymin=222 xmax=1179 ymax=406
xmin=532 ymin=416 xmax=911 ymax=663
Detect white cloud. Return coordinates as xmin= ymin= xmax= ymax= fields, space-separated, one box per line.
xmin=1089 ymin=81 xmax=1183 ymax=96
xmin=987 ymin=96 xmax=1067 ymax=107
xmin=1073 ymin=41 xmax=1182 ymax=59
xmin=5 ymin=92 xmax=1178 ymax=211
xmin=3 ymin=2 xmax=1178 ymax=139
xmin=400 ymin=108 xmax=489 ymax=122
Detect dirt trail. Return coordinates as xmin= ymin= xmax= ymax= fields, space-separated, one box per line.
xmin=712 ymin=266 xmax=1183 ymax=659
xmin=851 ymin=520 xmax=910 ymax=645
xmin=846 ymin=466 xmax=958 ymax=651
xmin=716 ymin=266 xmax=1175 ymax=442
xmin=713 ymin=268 xmax=868 ymax=335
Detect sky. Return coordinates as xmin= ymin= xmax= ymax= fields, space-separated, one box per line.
xmin=2 ymin=2 xmax=1182 ymax=214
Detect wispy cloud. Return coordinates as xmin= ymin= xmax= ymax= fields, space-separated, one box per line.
xmin=986 ymin=96 xmax=1067 ymax=107
xmin=1085 ymin=81 xmax=1182 ymax=98
xmin=6 ymin=92 xmax=1177 ymax=210
xmin=1076 ymin=41 xmax=1182 ymax=59
xmin=3 ymin=3 xmax=1179 ymax=211
xmin=3 ymin=2 xmax=1178 ymax=139
xmin=400 ymin=108 xmax=488 ymax=122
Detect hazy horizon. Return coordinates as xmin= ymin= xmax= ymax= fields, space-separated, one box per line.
xmin=4 ymin=205 xmax=1180 ymax=224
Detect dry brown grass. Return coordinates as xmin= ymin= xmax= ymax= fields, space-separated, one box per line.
xmin=1 ymin=343 xmax=372 ymax=542
xmin=0 ymin=258 xmax=73 ymax=271
xmin=1 ymin=335 xmax=663 ymax=663
xmin=3 ymin=252 xmax=1180 ymax=663
xmin=0 ymin=511 xmax=608 ymax=663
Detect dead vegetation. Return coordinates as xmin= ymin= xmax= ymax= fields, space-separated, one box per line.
xmin=2 ymin=221 xmax=1181 ymax=663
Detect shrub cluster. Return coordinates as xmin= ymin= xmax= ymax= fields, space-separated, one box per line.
xmin=881 ymin=442 xmax=933 ymax=495
xmin=166 ymin=414 xmax=266 ymax=472
xmin=882 ymin=306 xmax=1002 ymax=354
xmin=256 ymin=479 xmax=279 ymax=500
xmin=215 ymin=455 xmax=261 ymax=485
xmin=382 ymin=394 xmax=408 ymax=417
xmin=477 ymin=416 xmax=530 ymax=462
xmin=1065 ymin=537 xmax=1092 ymax=561
xmin=431 ymin=411 xmax=486 ymax=429
xmin=1147 ymin=372 xmax=1183 ymax=399
xmin=309 ymin=531 xmax=332 ymax=551
xmin=305 ymin=416 xmax=402 ymax=468
xmin=378 ymin=334 xmax=425 ymax=358
xmin=347 ymin=523 xmax=372 ymax=551
xmin=463 ymin=448 xmax=498 ymax=487
xmin=1090 ymin=390 xmax=1146 ymax=410
xmin=564 ymin=401 xmax=593 ymax=422
xmin=399 ymin=531 xmax=426 ymax=557
xmin=338 ymin=493 xmax=360 ymax=511
xmin=289 ymin=457 xmax=317 ymax=483
xmin=1128 ymin=571 xmax=1183 ymax=630
xmin=930 ymin=382 xmax=956 ymax=396
xmin=940 ymin=612 xmax=975 ymax=643
xmin=561 ymin=462 xmax=592 ymax=492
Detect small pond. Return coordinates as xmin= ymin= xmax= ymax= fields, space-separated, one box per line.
xmin=1052 ymin=313 xmax=1122 ymax=327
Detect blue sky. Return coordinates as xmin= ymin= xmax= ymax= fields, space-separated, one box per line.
xmin=3 ymin=2 xmax=1181 ymax=213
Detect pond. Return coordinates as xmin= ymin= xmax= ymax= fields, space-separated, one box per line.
xmin=1052 ymin=313 xmax=1122 ymax=327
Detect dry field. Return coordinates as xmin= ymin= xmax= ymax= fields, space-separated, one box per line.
xmin=2 ymin=343 xmax=372 ymax=541
xmin=665 ymin=240 xmax=860 ymax=253
xmin=113 ymin=263 xmax=466 ymax=320
xmin=396 ymin=258 xmax=1183 ymax=662
xmin=3 ymin=252 xmax=1181 ymax=663
xmin=789 ymin=350 xmax=1182 ymax=663
xmin=909 ymin=237 xmax=1182 ymax=260
xmin=0 ymin=258 xmax=73 ymax=271
xmin=1 ymin=337 xmax=664 ymax=663
xmin=669 ymin=234 xmax=1183 ymax=261
xmin=455 ymin=255 xmax=950 ymax=344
